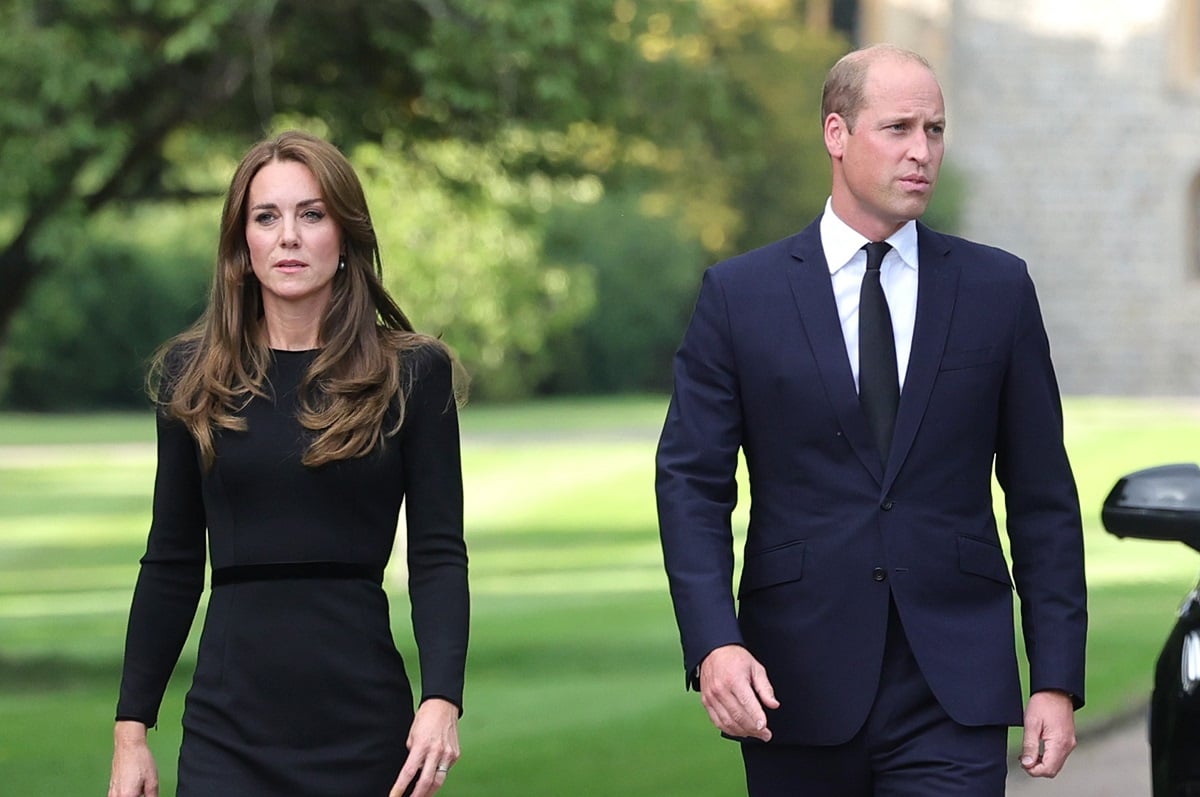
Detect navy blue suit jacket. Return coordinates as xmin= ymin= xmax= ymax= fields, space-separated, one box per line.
xmin=656 ymin=218 xmax=1087 ymax=746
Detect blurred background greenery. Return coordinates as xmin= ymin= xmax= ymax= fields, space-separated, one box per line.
xmin=1 ymin=1 xmax=1196 ymax=794
xmin=0 ymin=0 xmax=964 ymax=406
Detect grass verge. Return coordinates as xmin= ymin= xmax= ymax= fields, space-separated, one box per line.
xmin=1 ymin=396 xmax=1198 ymax=793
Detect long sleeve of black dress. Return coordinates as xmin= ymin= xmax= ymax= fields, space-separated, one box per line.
xmin=402 ymin=345 xmax=469 ymax=709
xmin=115 ymin=410 xmax=208 ymax=728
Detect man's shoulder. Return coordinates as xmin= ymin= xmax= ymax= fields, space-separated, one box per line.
xmin=707 ymin=219 xmax=821 ymax=281
xmin=920 ymin=223 xmax=1026 ymax=273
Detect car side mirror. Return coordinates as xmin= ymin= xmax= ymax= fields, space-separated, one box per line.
xmin=1101 ymin=463 xmax=1200 ymax=553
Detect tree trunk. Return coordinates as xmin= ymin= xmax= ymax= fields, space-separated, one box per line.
xmin=0 ymin=219 xmax=49 ymax=348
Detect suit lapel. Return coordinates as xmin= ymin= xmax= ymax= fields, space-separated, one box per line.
xmin=785 ymin=223 xmax=884 ymax=483
xmin=883 ymin=223 xmax=960 ymax=491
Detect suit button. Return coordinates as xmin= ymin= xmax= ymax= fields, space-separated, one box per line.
xmin=881 ymin=500 xmax=894 ymax=511
xmin=872 ymin=567 xmax=887 ymax=582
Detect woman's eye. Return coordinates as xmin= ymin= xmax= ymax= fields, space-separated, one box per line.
xmin=254 ymin=212 xmax=277 ymax=224
xmin=302 ymin=209 xmax=325 ymax=222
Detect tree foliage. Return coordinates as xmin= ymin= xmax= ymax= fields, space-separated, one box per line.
xmin=359 ymin=135 xmax=598 ymax=398
xmin=2 ymin=205 xmax=212 ymax=409
xmin=539 ymin=190 xmax=705 ymax=394
xmin=0 ymin=0 xmax=864 ymax=403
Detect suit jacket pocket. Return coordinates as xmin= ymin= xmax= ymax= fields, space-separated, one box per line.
xmin=738 ymin=539 xmax=806 ymax=598
xmin=957 ymin=535 xmax=1013 ymax=587
xmin=939 ymin=346 xmax=1000 ymax=372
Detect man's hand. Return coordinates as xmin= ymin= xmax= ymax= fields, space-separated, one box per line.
xmin=699 ymin=645 xmax=780 ymax=742
xmin=1019 ymin=690 xmax=1077 ymax=778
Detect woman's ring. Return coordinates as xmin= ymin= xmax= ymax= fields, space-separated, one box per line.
xmin=436 ymin=764 xmax=450 ymax=773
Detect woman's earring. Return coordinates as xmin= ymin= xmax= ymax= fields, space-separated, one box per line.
xmin=337 ymin=255 xmax=346 ymax=272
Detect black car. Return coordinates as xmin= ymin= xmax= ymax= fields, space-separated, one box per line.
xmin=1102 ymin=463 xmax=1200 ymax=796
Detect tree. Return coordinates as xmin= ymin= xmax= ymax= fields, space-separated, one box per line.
xmin=4 ymin=1 xmax=270 ymax=337
xmin=1 ymin=0 xmax=858 ymax=400
xmin=0 ymin=0 xmax=704 ymax=341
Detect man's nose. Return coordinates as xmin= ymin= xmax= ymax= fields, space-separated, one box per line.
xmin=908 ymin=131 xmax=934 ymax=164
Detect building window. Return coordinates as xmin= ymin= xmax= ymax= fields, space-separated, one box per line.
xmin=802 ymin=0 xmax=860 ymax=38
xmin=832 ymin=0 xmax=858 ymax=37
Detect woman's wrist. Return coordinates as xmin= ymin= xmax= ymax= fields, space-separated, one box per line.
xmin=114 ymin=720 xmax=149 ymax=745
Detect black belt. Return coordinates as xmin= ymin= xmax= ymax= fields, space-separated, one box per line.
xmin=211 ymin=562 xmax=384 ymax=587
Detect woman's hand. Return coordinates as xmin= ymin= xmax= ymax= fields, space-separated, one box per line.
xmin=389 ymin=698 xmax=461 ymax=797
xmin=108 ymin=721 xmax=159 ymax=797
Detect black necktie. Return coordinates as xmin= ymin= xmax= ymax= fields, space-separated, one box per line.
xmin=859 ymin=241 xmax=898 ymax=464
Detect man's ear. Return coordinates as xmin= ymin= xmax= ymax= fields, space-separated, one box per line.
xmin=824 ymin=113 xmax=847 ymax=159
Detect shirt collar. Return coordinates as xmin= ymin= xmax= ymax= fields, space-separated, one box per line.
xmin=818 ymin=197 xmax=919 ymax=275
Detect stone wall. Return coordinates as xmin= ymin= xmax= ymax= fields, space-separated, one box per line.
xmin=880 ymin=0 xmax=1200 ymax=394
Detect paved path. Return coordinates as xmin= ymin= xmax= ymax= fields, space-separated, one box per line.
xmin=1007 ymin=712 xmax=1151 ymax=796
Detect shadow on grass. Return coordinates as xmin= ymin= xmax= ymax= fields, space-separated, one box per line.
xmin=0 ymin=653 xmax=127 ymax=692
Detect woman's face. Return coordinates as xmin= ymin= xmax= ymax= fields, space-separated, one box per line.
xmin=245 ymin=159 xmax=343 ymax=318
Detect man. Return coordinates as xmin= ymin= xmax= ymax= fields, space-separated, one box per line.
xmin=656 ymin=44 xmax=1086 ymax=795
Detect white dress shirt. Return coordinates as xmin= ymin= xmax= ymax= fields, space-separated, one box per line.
xmin=818 ymin=198 xmax=919 ymax=393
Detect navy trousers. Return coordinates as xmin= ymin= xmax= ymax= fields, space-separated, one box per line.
xmin=741 ymin=600 xmax=1009 ymax=797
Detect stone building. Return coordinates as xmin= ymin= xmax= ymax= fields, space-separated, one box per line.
xmin=852 ymin=0 xmax=1200 ymax=394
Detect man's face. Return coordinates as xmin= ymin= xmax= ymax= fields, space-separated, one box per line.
xmin=827 ymin=57 xmax=946 ymax=240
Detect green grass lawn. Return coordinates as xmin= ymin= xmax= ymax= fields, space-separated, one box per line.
xmin=1 ymin=396 xmax=1199 ymax=794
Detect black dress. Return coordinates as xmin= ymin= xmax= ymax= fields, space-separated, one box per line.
xmin=115 ymin=344 xmax=469 ymax=796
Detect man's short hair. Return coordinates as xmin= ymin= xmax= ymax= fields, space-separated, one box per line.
xmin=821 ymin=44 xmax=934 ymax=131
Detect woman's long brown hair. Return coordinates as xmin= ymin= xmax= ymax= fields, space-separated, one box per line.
xmin=150 ymin=130 xmax=446 ymax=468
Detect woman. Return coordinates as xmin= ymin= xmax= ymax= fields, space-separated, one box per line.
xmin=108 ymin=131 xmax=469 ymax=797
